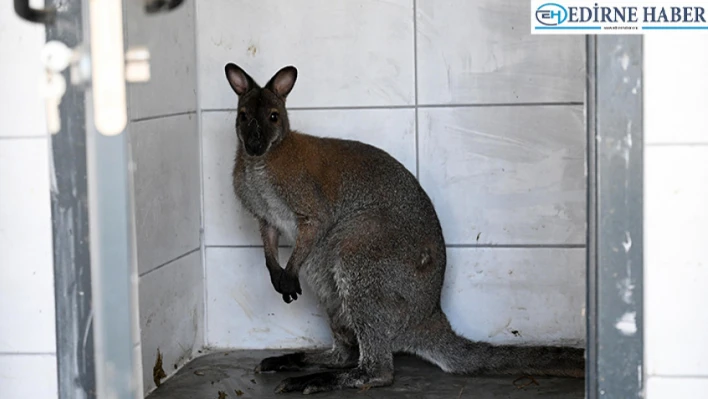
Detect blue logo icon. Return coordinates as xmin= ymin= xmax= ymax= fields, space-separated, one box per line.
xmin=536 ymin=3 xmax=568 ymax=26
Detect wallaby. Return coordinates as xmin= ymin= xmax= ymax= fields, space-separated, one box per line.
xmin=224 ymin=63 xmax=585 ymax=395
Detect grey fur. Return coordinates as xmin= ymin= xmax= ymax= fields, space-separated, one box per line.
xmin=225 ymin=64 xmax=585 ymax=395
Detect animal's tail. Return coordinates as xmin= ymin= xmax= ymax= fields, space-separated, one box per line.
xmin=409 ymin=310 xmax=585 ymax=378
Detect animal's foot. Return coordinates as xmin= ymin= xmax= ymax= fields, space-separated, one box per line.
xmin=274 ymin=371 xmax=339 ymax=395
xmin=256 ymin=353 xmax=306 ymax=373
xmin=274 ymin=368 xmax=393 ymax=394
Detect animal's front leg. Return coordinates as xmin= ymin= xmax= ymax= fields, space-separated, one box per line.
xmin=277 ymin=217 xmax=319 ymax=303
xmin=258 ymin=220 xmax=294 ymax=298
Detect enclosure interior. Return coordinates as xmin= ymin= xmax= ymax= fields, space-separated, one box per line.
xmin=123 ymin=0 xmax=587 ymax=396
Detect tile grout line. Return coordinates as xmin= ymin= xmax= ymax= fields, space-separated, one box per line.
xmin=192 ymin=0 xmax=209 ymax=351
xmin=446 ymin=244 xmax=586 ymax=249
xmin=131 ymin=110 xmax=197 ymax=123
xmin=646 ymin=142 xmax=708 ymax=147
xmin=0 ymin=135 xmax=49 ymax=140
xmin=202 ymin=102 xmax=584 ymax=113
xmin=205 ymin=244 xmax=587 ymax=249
xmin=647 ymin=374 xmax=708 ymax=379
xmin=413 ymin=0 xmax=420 ymax=180
xmin=138 ymin=247 xmax=201 ymax=278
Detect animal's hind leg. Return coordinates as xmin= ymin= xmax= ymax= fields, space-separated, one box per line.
xmin=274 ymin=256 xmax=396 ymax=394
xmin=256 ymin=326 xmax=358 ymax=372
xmin=257 ymin=260 xmax=359 ymax=373
xmin=274 ymin=326 xmax=394 ymax=394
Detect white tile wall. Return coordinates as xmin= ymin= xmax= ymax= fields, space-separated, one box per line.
xmin=125 ymin=0 xmax=204 ymax=393
xmin=130 ymin=114 xmax=201 ymax=275
xmin=0 ymin=139 xmax=55 ymax=353
xmin=0 ymin=355 xmax=58 ymax=398
xmin=644 ymin=34 xmax=708 ymax=145
xmin=647 ymin=376 xmax=708 ymax=399
xmin=416 ymin=0 xmax=585 ymax=105
xmin=139 ymin=250 xmax=204 ymax=393
xmin=419 ymin=105 xmax=586 ymax=245
xmin=645 ymin=146 xmax=708 ymax=377
xmin=442 ymin=248 xmax=585 ymax=346
xmin=0 ymin=4 xmax=56 ymax=396
xmin=200 ymin=111 xmax=262 ymax=246
xmin=206 ymin=247 xmax=332 ymax=349
xmin=644 ymin=35 xmax=708 ymax=399
xmin=0 ymin=2 xmax=46 ymax=138
xmin=196 ymin=0 xmax=415 ymax=109
xmin=197 ymin=0 xmax=586 ymax=351
xmin=125 ymin=0 xmax=197 ymax=120
xmin=201 ymin=109 xmax=416 ymax=246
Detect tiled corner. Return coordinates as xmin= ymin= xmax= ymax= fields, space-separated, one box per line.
xmin=416 ymin=0 xmax=585 ymax=105
xmin=201 ymin=111 xmax=262 ymax=247
xmin=646 ymin=376 xmax=708 ymax=399
xmin=201 ymin=108 xmax=416 ymax=246
xmin=0 ymin=354 xmax=58 ymax=398
xmin=130 ymin=114 xmax=201 ymax=275
xmin=196 ymin=0 xmax=414 ymax=109
xmin=0 ymin=1 xmax=46 ymax=138
xmin=645 ymin=146 xmax=708 ymax=377
xmin=0 ymin=139 xmax=56 ymax=353
xmin=206 ymin=247 xmax=332 ymax=349
xmin=139 ymin=250 xmax=204 ymax=393
xmin=418 ymin=105 xmax=586 ymax=245
xmin=442 ymin=248 xmax=585 ymax=346
xmin=125 ymin=0 xmax=197 ymax=120
xmin=644 ymin=35 xmax=708 ymax=144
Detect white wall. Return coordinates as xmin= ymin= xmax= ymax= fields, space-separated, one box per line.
xmin=197 ymin=0 xmax=586 ymax=350
xmin=124 ymin=0 xmax=204 ymax=394
xmin=0 ymin=2 xmax=58 ymax=398
xmin=644 ymin=34 xmax=708 ymax=398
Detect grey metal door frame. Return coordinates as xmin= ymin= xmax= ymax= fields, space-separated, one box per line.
xmin=14 ymin=0 xmax=184 ymax=398
xmin=16 ymin=1 xmax=645 ymax=395
xmin=43 ymin=0 xmax=137 ymax=397
xmin=585 ymin=35 xmax=644 ymax=399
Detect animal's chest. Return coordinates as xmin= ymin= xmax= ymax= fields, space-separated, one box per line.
xmin=235 ymin=167 xmax=298 ymax=241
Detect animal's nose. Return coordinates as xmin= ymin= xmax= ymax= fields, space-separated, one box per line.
xmin=245 ymin=138 xmax=264 ymax=155
xmin=247 ymin=120 xmax=261 ymax=139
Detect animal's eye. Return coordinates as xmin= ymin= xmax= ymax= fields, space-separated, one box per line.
xmin=269 ymin=112 xmax=279 ymax=122
xmin=239 ymin=112 xmax=247 ymax=122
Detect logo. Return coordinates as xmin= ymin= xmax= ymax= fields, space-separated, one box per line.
xmin=535 ymin=3 xmax=568 ymax=26
xmin=531 ymin=0 xmax=708 ymax=34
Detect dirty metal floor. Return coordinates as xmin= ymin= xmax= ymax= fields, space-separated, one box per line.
xmin=146 ymin=350 xmax=585 ymax=399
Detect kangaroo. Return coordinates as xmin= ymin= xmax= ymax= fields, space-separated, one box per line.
xmin=224 ymin=63 xmax=585 ymax=395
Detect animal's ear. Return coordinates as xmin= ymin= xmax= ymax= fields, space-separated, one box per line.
xmin=225 ymin=63 xmax=255 ymax=96
xmin=265 ymin=66 xmax=298 ymax=99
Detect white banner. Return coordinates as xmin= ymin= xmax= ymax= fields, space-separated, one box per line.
xmin=530 ymin=0 xmax=708 ymax=34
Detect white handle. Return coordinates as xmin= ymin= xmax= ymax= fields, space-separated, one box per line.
xmin=89 ymin=0 xmax=127 ymax=136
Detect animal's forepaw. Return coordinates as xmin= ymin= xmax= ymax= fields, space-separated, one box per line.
xmin=274 ymin=372 xmax=339 ymax=395
xmin=276 ymin=270 xmax=302 ymax=303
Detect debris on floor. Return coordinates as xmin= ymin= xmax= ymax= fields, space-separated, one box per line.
xmin=152 ymin=349 xmax=167 ymax=387
xmin=513 ymin=375 xmax=540 ymax=389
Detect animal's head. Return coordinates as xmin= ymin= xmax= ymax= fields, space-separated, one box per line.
xmin=224 ymin=63 xmax=298 ymax=157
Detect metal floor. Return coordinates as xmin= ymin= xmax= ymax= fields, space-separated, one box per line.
xmin=146 ymin=350 xmax=585 ymax=399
